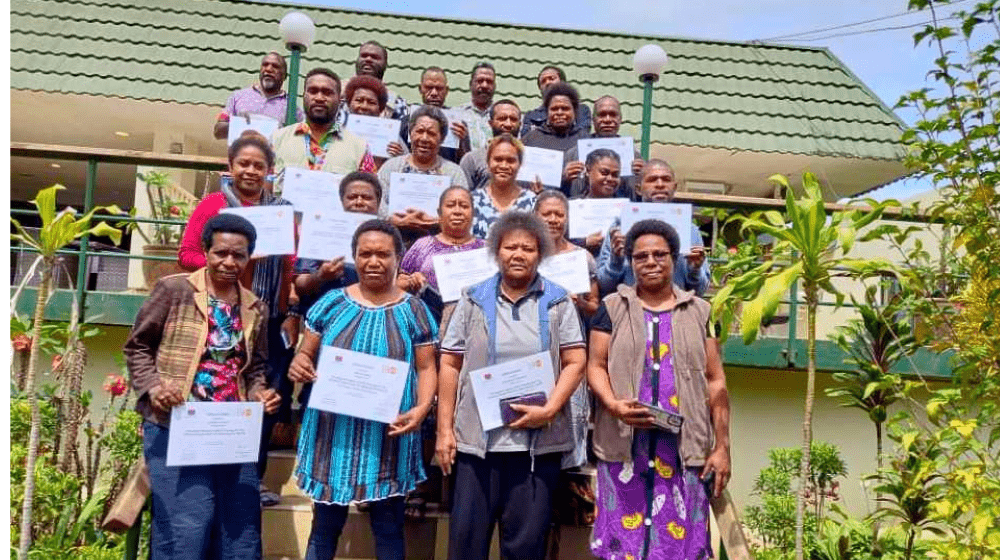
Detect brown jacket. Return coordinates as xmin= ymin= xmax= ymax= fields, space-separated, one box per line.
xmin=592 ymin=284 xmax=714 ymax=466
xmin=124 ymin=270 xmax=269 ymax=426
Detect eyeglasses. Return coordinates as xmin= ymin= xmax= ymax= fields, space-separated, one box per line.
xmin=631 ymin=250 xmax=671 ymax=263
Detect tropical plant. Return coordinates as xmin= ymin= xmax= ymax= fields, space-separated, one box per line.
xmin=132 ymin=170 xmax=191 ymax=246
xmin=9 ymin=185 xmax=123 ymax=560
xmin=710 ymin=172 xmax=899 ymax=560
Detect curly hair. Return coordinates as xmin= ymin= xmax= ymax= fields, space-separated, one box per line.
xmin=408 ymin=105 xmax=449 ymax=138
xmin=344 ymin=75 xmax=388 ymax=113
xmin=304 ymin=67 xmax=341 ymax=91
xmin=543 ymin=82 xmax=580 ymax=111
xmin=228 ymin=132 xmax=275 ymax=169
xmin=623 ymin=219 xmax=680 ymax=266
xmin=201 ymin=213 xmax=257 ymax=255
xmin=338 ymin=172 xmax=383 ymax=204
xmin=351 ymin=219 xmax=404 ymax=259
xmin=486 ymin=132 xmax=524 ymax=163
xmin=486 ymin=211 xmax=554 ymax=263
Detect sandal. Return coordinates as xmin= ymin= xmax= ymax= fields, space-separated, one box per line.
xmin=404 ymin=495 xmax=427 ymax=521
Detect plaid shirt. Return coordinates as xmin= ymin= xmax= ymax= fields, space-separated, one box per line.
xmin=294 ymin=121 xmax=377 ymax=173
xmin=124 ymin=270 xmax=269 ymax=426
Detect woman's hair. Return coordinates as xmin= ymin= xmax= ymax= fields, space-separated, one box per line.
xmin=543 ymin=82 xmax=580 ymax=112
xmin=339 ymin=171 xmax=383 ymax=203
xmin=228 ymin=132 xmax=275 ymax=169
xmin=408 ymin=105 xmax=449 ymax=138
xmin=351 ymin=219 xmax=404 ymax=259
xmin=486 ymin=133 xmax=524 ymax=162
xmin=533 ymin=189 xmax=569 ymax=213
xmin=201 ymin=213 xmax=257 ymax=255
xmin=438 ymin=185 xmax=472 ymax=210
xmin=585 ymin=148 xmax=621 ymax=169
xmin=623 ymin=219 xmax=680 ymax=265
xmin=344 ymin=75 xmax=389 ymax=113
xmin=486 ymin=211 xmax=554 ymax=262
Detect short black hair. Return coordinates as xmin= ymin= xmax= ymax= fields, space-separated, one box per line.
xmin=486 ymin=211 xmax=554 ymax=262
xmin=438 ymin=185 xmax=472 ymax=211
xmin=585 ymin=148 xmax=621 ymax=168
xmin=543 ymin=82 xmax=580 ymax=111
xmin=201 ymin=213 xmax=257 ymax=255
xmin=409 ymin=105 xmax=449 ymax=138
xmin=624 ymin=219 xmax=680 ymax=266
xmin=339 ymin=171 xmax=382 ymax=204
xmin=351 ymin=219 xmax=404 ymax=259
xmin=304 ymin=67 xmax=341 ymax=91
xmin=421 ymin=66 xmax=447 ymax=81
xmin=470 ymin=62 xmax=495 ymax=83
xmin=489 ymin=98 xmax=520 ymax=121
xmin=533 ymin=189 xmax=568 ymax=213
xmin=228 ymin=132 xmax=275 ymax=169
xmin=359 ymin=40 xmax=388 ymax=62
xmin=537 ymin=65 xmax=566 ymax=86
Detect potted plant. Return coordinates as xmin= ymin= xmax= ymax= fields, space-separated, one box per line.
xmin=131 ymin=171 xmax=192 ymax=287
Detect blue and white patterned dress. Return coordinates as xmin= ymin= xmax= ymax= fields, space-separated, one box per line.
xmin=470 ymin=186 xmax=537 ymax=239
xmin=295 ymin=288 xmax=438 ymax=504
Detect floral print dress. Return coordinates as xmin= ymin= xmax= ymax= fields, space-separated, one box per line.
xmin=189 ymin=296 xmax=245 ymax=402
xmin=591 ymin=309 xmax=712 ymax=560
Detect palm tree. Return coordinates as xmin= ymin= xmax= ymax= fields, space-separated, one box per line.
xmin=711 ymin=172 xmax=898 ymax=560
xmin=10 ymin=185 xmax=122 ymax=560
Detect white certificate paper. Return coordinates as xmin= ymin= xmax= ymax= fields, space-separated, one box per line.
xmin=516 ymin=146 xmax=563 ymax=188
xmin=577 ymin=137 xmax=635 ymax=176
xmin=568 ymin=198 xmax=630 ymax=238
xmin=441 ymin=108 xmax=467 ymax=150
xmin=469 ymin=351 xmax=555 ymax=431
xmin=538 ymin=250 xmax=591 ymax=294
xmin=166 ymin=402 xmax=263 ymax=466
xmin=281 ymin=167 xmax=344 ymax=212
xmin=618 ymin=203 xmax=694 ymax=254
xmin=220 ymin=206 xmax=296 ymax=257
xmin=345 ymin=114 xmax=401 ymax=158
xmin=309 ymin=346 xmax=411 ymax=424
xmin=297 ymin=210 xmax=372 ymax=264
xmin=387 ymin=173 xmax=450 ymax=216
xmin=433 ymin=247 xmax=498 ymax=302
xmin=227 ymin=114 xmax=280 ymax=147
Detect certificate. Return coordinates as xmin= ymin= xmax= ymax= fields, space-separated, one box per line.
xmin=568 ymin=198 xmax=629 ymax=238
xmin=469 ymin=351 xmax=555 ymax=431
xmin=309 ymin=346 xmax=411 ymax=424
xmin=166 ymin=402 xmax=263 ymax=466
xmin=280 ymin=167 xmax=343 ymax=212
xmin=619 ymin=203 xmax=694 ymax=254
xmin=220 ymin=205 xmax=295 ymax=257
xmin=433 ymin=247 xmax=498 ymax=302
xmin=578 ymin=137 xmax=635 ymax=176
xmin=297 ymin=209 xmax=372 ymax=264
xmin=345 ymin=114 xmax=401 ymax=158
xmin=441 ymin=108 xmax=467 ymax=150
xmin=516 ymin=146 xmax=563 ymax=188
xmin=538 ymin=250 xmax=591 ymax=294
xmin=387 ymin=173 xmax=450 ymax=216
xmin=227 ymin=113 xmax=280 ymax=147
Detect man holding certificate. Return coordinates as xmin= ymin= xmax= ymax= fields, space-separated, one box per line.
xmin=126 ymin=213 xmax=281 ymax=560
xmin=560 ymin=96 xmax=644 ymax=198
xmin=287 ymin=220 xmax=439 ymax=560
xmin=596 ymin=159 xmax=711 ymax=297
xmin=437 ymin=211 xmax=586 ymax=560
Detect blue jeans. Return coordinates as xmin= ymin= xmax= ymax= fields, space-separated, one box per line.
xmin=143 ymin=421 xmax=262 ymax=560
xmin=305 ymin=497 xmax=405 ymax=560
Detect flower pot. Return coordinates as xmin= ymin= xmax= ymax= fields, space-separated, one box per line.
xmin=141 ymin=244 xmax=183 ymax=289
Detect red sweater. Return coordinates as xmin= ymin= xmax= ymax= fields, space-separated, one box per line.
xmin=178 ymin=192 xmax=294 ymax=310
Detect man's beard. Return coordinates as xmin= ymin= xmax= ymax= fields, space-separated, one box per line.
xmin=260 ymin=75 xmax=278 ymax=91
xmin=308 ymin=107 xmax=334 ymax=125
xmin=355 ymin=61 xmax=385 ymax=80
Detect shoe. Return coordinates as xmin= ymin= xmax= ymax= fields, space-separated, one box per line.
xmin=260 ymin=485 xmax=281 ymax=507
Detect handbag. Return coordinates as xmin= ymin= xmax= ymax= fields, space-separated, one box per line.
xmin=100 ymin=457 xmax=150 ymax=533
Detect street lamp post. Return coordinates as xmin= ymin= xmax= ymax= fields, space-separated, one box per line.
xmin=279 ymin=12 xmax=316 ymax=126
xmin=632 ymin=44 xmax=669 ymax=160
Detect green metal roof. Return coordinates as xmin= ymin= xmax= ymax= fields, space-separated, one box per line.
xmin=11 ymin=0 xmax=905 ymax=160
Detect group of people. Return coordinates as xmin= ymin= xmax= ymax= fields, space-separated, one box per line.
xmin=124 ymin=41 xmax=731 ymax=560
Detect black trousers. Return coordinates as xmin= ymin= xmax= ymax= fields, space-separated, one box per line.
xmin=257 ymin=315 xmax=295 ymax=480
xmin=449 ymin=451 xmax=561 ymax=560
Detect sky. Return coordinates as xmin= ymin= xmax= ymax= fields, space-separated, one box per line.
xmin=269 ymin=0 xmax=972 ymax=201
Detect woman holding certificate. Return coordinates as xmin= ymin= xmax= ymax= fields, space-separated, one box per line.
xmin=343 ymin=75 xmax=406 ymax=168
xmin=125 ymin=213 xmax=280 ymax=560
xmin=587 ymin=219 xmax=731 ymax=560
xmin=470 ymin=133 xmax=538 ymax=239
xmin=438 ymin=211 xmax=587 ymax=560
xmin=287 ymin=220 xmax=439 ymax=560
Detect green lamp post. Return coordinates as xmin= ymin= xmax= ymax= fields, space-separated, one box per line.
xmin=279 ymin=12 xmax=316 ymax=126
xmin=633 ymin=44 xmax=669 ymax=160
